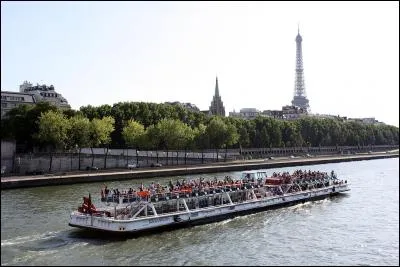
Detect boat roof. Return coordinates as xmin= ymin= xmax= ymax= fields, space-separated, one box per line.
xmin=242 ymin=171 xmax=266 ymax=174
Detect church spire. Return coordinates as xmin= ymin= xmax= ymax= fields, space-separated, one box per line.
xmin=209 ymin=76 xmax=225 ymax=117
xmin=215 ymin=76 xmax=219 ymax=97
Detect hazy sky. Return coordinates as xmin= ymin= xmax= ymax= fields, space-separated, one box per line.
xmin=1 ymin=1 xmax=399 ymax=127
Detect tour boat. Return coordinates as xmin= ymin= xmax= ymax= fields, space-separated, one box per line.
xmin=69 ymin=170 xmax=350 ymax=235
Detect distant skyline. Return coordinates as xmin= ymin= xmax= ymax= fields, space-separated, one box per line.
xmin=1 ymin=1 xmax=399 ymax=127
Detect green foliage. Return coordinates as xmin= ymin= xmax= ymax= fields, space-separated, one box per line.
xmin=66 ymin=115 xmax=91 ymax=150
xmin=225 ymin=121 xmax=239 ymax=147
xmin=2 ymin=102 xmax=58 ymax=151
xmin=89 ymin=116 xmax=115 ymax=148
xmin=1 ymin=104 xmax=33 ymax=140
xmin=35 ymin=110 xmax=70 ymax=150
xmin=145 ymin=118 xmax=195 ymax=150
xmin=2 ymin=100 xmax=399 ymax=151
xmin=206 ymin=117 xmax=239 ymax=149
xmin=206 ymin=117 xmax=227 ymax=149
xmin=122 ymin=120 xmax=145 ymax=148
xmin=193 ymin=123 xmax=209 ymax=149
xmin=238 ymin=126 xmax=250 ymax=148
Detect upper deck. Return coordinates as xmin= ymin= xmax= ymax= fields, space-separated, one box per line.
xmin=240 ymin=171 xmax=268 ymax=182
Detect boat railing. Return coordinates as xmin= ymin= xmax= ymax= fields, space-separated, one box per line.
xmin=99 ymin=175 xmax=343 ymax=205
xmin=101 ymin=193 xmax=149 ymax=204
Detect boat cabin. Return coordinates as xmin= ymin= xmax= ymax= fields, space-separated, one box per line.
xmin=240 ymin=171 xmax=268 ymax=183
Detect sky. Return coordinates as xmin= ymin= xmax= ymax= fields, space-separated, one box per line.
xmin=1 ymin=1 xmax=399 ymax=127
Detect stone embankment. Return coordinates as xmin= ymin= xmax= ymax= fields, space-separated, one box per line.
xmin=1 ymin=152 xmax=398 ymax=190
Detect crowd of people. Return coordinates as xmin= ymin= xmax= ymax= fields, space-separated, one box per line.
xmin=100 ymin=169 xmax=345 ymax=202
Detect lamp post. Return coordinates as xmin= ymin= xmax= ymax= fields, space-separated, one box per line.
xmin=76 ymin=144 xmax=81 ymax=171
xmin=107 ymin=149 xmax=111 ymax=169
xmin=184 ymin=148 xmax=187 ymax=165
xmin=104 ymin=148 xmax=111 ymax=169
xmin=126 ymin=147 xmax=129 ymax=166
xmin=163 ymin=152 xmax=166 ymax=165
xmin=136 ymin=149 xmax=139 ymax=166
xmin=225 ymin=144 xmax=227 ymax=162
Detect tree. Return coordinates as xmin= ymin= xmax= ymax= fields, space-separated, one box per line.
xmin=152 ymin=118 xmax=195 ymax=150
xmin=193 ymin=123 xmax=208 ymax=164
xmin=35 ymin=110 xmax=70 ymax=151
xmin=194 ymin=123 xmax=209 ymax=149
xmin=67 ymin=115 xmax=91 ymax=170
xmin=35 ymin=110 xmax=70 ymax=172
xmin=238 ymin=126 xmax=250 ymax=149
xmin=0 ymin=104 xmax=33 ymax=141
xmin=2 ymin=102 xmax=58 ymax=152
xmin=122 ymin=119 xmax=145 ymax=148
xmin=89 ymin=116 xmax=115 ymax=168
xmin=80 ymin=105 xmax=99 ymax=120
xmin=260 ymin=126 xmax=270 ymax=148
xmin=223 ymin=121 xmax=239 ymax=161
xmin=224 ymin=121 xmax=239 ymax=147
xmin=122 ymin=119 xmax=145 ymax=165
xmin=207 ymin=117 xmax=228 ymax=150
xmin=206 ymin=117 xmax=239 ymax=161
xmin=269 ymin=119 xmax=283 ymax=147
xmin=66 ymin=115 xmax=91 ymax=150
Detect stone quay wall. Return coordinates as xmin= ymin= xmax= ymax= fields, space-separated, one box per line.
xmin=1 ymin=145 xmax=397 ymax=176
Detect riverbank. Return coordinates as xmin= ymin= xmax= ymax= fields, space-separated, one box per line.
xmin=1 ymin=152 xmax=398 ymax=190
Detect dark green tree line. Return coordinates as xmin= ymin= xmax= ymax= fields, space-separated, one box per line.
xmin=2 ymin=101 xmax=398 ymax=152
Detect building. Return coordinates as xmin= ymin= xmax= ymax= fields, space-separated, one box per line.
xmin=261 ymin=109 xmax=283 ymax=119
xmin=229 ymin=108 xmax=261 ymax=120
xmin=19 ymin=81 xmax=70 ymax=109
xmin=308 ymin=113 xmax=346 ymax=121
xmin=1 ymin=91 xmax=36 ymax=118
xmin=1 ymin=81 xmax=70 ymax=118
xmin=261 ymin=105 xmax=307 ymax=120
xmin=1 ymin=81 xmax=71 ymax=118
xmin=209 ymin=77 xmax=225 ymax=116
xmin=281 ymin=105 xmax=307 ymax=120
xmin=347 ymin=117 xmax=384 ymax=125
xmin=291 ymin=27 xmax=310 ymax=112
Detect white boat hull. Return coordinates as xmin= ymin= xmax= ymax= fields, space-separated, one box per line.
xmin=69 ymin=184 xmax=350 ymax=235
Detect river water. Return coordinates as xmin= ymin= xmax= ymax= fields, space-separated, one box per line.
xmin=1 ymin=158 xmax=399 ymax=266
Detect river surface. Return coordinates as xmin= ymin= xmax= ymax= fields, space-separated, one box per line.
xmin=1 ymin=158 xmax=399 ymax=266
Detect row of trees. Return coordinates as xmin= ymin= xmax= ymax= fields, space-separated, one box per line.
xmin=1 ymin=101 xmax=399 ymax=153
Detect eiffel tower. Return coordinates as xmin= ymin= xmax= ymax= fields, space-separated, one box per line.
xmin=291 ymin=26 xmax=310 ymax=112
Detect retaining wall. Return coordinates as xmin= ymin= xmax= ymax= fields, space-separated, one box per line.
xmin=1 ymin=153 xmax=398 ymax=190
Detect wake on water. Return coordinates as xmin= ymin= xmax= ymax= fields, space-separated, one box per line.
xmin=1 ymin=231 xmax=64 ymax=247
xmin=2 ymin=198 xmax=337 ymax=249
xmin=1 ymin=229 xmax=92 ymax=251
xmin=192 ymin=198 xmax=334 ymax=231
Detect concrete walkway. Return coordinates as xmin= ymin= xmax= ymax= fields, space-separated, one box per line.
xmin=1 ymin=152 xmax=398 ymax=190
